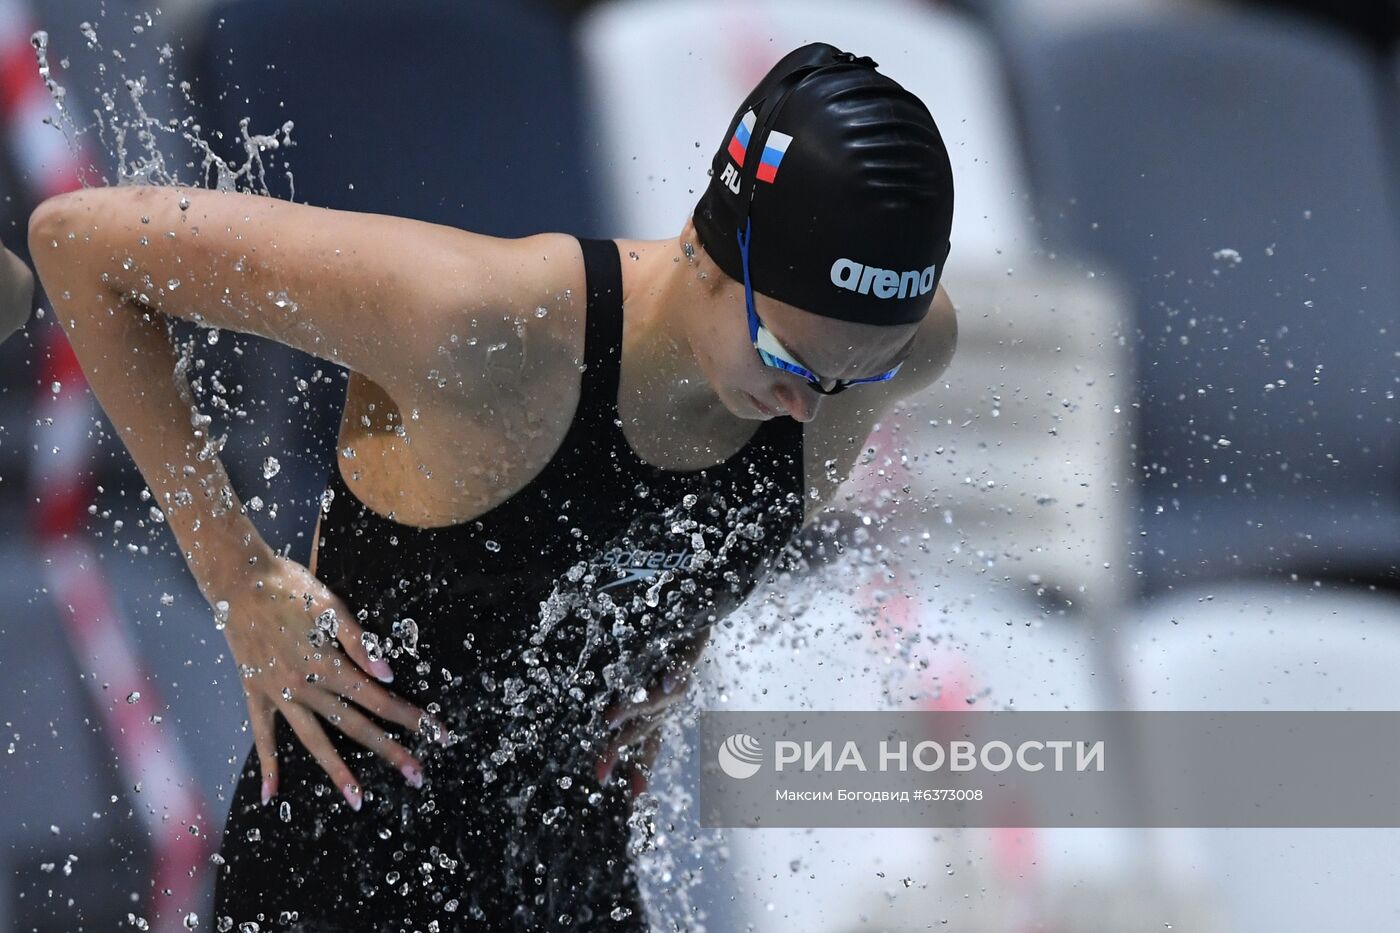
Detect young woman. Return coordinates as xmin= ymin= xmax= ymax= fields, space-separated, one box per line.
xmin=29 ymin=42 xmax=955 ymax=933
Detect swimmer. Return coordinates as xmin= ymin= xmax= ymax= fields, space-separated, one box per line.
xmin=0 ymin=242 xmax=35 ymax=345
xmin=28 ymin=41 xmax=955 ymax=931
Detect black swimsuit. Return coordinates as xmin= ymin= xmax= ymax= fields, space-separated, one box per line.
xmin=211 ymin=237 xmax=806 ymax=932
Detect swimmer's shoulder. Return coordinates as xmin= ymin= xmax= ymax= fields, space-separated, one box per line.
xmin=500 ymin=231 xmax=589 ymax=380
xmin=409 ymin=230 xmax=587 ymax=403
xmin=405 ymin=231 xmax=588 ymax=457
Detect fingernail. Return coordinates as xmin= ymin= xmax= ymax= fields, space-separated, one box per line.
xmin=261 ymin=777 xmax=273 ymax=806
xmin=401 ymin=762 xmax=423 ymax=788
xmin=596 ymin=756 xmax=612 ymax=786
xmin=370 ymin=659 xmax=394 ymax=683
xmin=343 ymin=782 xmax=362 ymax=811
xmin=606 ymin=710 xmax=623 ymax=731
xmin=662 ymin=671 xmax=678 ymax=695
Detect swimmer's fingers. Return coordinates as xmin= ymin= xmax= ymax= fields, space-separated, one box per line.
xmin=248 ymin=691 xmax=279 ymax=805
xmin=302 ymin=688 xmax=424 ymax=788
xmin=599 ymin=636 xmax=712 ymax=729
xmin=328 ymin=610 xmax=396 ymax=684
xmin=327 ymin=665 xmax=446 ymax=742
xmin=280 ymin=700 xmax=364 ymax=811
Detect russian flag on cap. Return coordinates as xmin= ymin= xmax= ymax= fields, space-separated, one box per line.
xmin=755 ymin=130 xmax=792 ymax=184
xmin=727 ymin=109 xmax=756 ymax=167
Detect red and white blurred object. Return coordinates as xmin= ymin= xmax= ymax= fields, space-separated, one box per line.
xmin=0 ymin=0 xmax=86 ymax=200
xmin=6 ymin=2 xmax=213 ymax=928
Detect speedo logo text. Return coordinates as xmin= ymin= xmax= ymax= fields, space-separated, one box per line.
xmin=597 ymin=547 xmax=696 ymax=591
xmin=830 ymin=257 xmax=937 ymax=299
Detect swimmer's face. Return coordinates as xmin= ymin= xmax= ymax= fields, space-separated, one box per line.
xmin=679 ymin=225 xmax=919 ymax=423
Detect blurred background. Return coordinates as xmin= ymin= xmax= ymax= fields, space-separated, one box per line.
xmin=2 ymin=0 xmax=1399 ymax=930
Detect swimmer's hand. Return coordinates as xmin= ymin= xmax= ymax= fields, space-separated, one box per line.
xmin=219 ymin=552 xmax=443 ymax=811
xmin=596 ymin=627 xmax=713 ymax=798
xmin=0 ymin=244 xmax=35 ymax=347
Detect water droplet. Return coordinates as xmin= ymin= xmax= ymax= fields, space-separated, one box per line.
xmin=361 ymin=631 xmax=383 ymax=662
xmin=392 ymin=618 xmax=418 ymax=652
xmin=315 ymin=608 xmax=339 ymax=639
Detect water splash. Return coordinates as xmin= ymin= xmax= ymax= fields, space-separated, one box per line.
xmin=30 ymin=14 xmax=295 ymax=195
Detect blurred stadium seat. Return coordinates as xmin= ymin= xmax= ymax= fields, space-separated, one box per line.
xmin=1001 ymin=6 xmax=1400 ymax=594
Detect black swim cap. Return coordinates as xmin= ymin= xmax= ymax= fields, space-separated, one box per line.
xmin=693 ymin=42 xmax=954 ymax=327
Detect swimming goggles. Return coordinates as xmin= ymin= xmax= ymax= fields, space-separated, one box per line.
xmin=736 ymin=216 xmax=902 ymax=396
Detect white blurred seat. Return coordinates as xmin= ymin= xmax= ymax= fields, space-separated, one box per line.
xmin=1124 ymin=582 xmax=1400 ymax=933
xmin=859 ymin=264 xmax=1135 ymax=616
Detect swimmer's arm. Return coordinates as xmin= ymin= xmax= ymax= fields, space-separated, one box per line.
xmin=28 ymin=197 xmax=278 ymax=597
xmin=26 ymin=185 xmax=522 ymax=408
xmin=800 ymin=286 xmax=957 ymax=528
